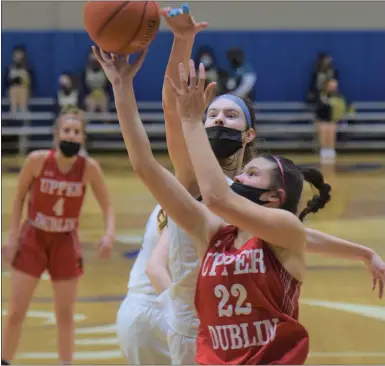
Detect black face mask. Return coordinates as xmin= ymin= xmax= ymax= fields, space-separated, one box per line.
xmin=60 ymin=86 xmax=72 ymax=95
xmin=89 ymin=60 xmax=101 ymax=71
xmin=230 ymin=58 xmax=243 ymax=69
xmin=206 ymin=126 xmax=244 ymax=159
xmin=230 ymin=182 xmax=271 ymax=206
xmin=13 ymin=61 xmax=23 ymax=68
xmin=59 ymin=140 xmax=81 ymax=158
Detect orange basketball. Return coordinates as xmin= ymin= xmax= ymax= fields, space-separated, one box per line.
xmin=84 ymin=1 xmax=160 ymax=55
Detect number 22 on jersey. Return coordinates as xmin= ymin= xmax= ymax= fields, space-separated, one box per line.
xmin=53 ymin=197 xmax=65 ymax=216
xmin=215 ymin=284 xmax=252 ymax=317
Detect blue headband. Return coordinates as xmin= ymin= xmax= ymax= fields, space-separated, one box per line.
xmin=210 ymin=94 xmax=252 ymax=128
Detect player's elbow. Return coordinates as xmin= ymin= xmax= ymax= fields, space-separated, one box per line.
xmin=203 ymin=191 xmax=231 ymax=215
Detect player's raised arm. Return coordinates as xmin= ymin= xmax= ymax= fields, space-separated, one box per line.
xmin=161 ymin=4 xmax=209 ymax=194
xmin=305 ymin=228 xmax=385 ymax=298
xmin=92 ymin=47 xmax=221 ymax=250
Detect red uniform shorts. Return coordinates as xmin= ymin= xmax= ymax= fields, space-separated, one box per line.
xmin=12 ymin=221 xmax=84 ymax=281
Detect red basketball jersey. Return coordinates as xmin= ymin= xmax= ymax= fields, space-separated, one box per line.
xmin=195 ymin=225 xmax=309 ymax=365
xmin=27 ymin=150 xmax=87 ymax=232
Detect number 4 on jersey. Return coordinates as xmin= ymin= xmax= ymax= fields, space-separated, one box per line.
xmin=53 ymin=197 xmax=65 ymax=216
xmin=215 ymin=284 xmax=252 ymax=318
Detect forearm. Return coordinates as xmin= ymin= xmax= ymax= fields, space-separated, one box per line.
xmin=163 ymin=36 xmax=198 ymax=190
xmin=181 ymin=120 xmax=230 ymax=202
xmin=305 ymin=228 xmax=374 ymax=262
xmin=164 ymin=36 xmax=194 ymax=97
xmin=113 ymin=82 xmax=154 ymax=168
xmin=9 ymin=197 xmax=25 ymax=238
xmin=102 ymin=204 xmax=115 ymax=238
xmin=112 ymin=81 xmax=210 ymax=242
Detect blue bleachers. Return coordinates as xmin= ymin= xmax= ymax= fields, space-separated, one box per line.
xmin=2 ymin=98 xmax=385 ymax=154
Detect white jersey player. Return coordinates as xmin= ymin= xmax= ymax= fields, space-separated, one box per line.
xmin=116 ymin=205 xmax=170 ymax=364
xmin=160 ymin=176 xmax=234 ymax=364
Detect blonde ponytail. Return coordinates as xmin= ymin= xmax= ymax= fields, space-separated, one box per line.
xmin=157 ymin=208 xmax=168 ymax=232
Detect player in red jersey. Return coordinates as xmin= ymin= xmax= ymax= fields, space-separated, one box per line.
xmin=1 ymin=105 xmax=115 ymax=365
xmin=165 ymin=61 xmax=332 ymax=365
xmin=92 ymin=48 xmax=332 ymax=364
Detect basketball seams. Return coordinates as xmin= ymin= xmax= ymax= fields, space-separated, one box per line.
xmin=85 ymin=1 xmax=160 ymax=55
xmin=97 ymin=1 xmax=130 ymax=37
xmin=116 ymin=1 xmax=148 ymax=55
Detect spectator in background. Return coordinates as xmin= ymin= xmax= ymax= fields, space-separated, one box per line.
xmin=82 ymin=50 xmax=109 ymax=113
xmin=315 ymin=78 xmax=354 ymax=164
xmin=226 ymin=48 xmax=257 ymax=100
xmin=194 ymin=46 xmax=228 ymax=96
xmin=4 ymin=45 xmax=33 ymax=113
xmin=307 ymin=52 xmax=339 ymax=105
xmin=55 ymin=72 xmax=80 ymax=113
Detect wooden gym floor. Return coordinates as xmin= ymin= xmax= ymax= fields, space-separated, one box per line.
xmin=1 ymin=153 xmax=385 ymax=365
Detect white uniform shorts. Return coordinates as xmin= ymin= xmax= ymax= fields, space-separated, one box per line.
xmin=167 ymin=326 xmax=197 ymax=365
xmin=116 ymin=292 xmax=170 ymax=365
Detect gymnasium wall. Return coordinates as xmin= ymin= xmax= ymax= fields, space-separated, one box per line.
xmin=3 ymin=2 xmax=385 ymax=30
xmin=2 ymin=1 xmax=385 ymax=102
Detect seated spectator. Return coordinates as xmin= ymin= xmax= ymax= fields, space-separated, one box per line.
xmin=307 ymin=52 xmax=339 ymax=105
xmin=55 ymin=72 xmax=80 ymax=113
xmin=226 ymin=48 xmax=257 ymax=100
xmin=82 ymin=50 xmax=109 ymax=113
xmin=4 ymin=45 xmax=33 ymax=113
xmin=314 ymin=78 xmax=354 ymax=165
xmin=194 ymin=46 xmax=228 ymax=96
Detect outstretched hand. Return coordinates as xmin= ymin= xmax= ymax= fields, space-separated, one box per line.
xmin=161 ymin=3 xmax=208 ymax=39
xmin=91 ymin=46 xmax=147 ymax=87
xmin=165 ymin=59 xmax=216 ymax=123
xmin=365 ymin=251 xmax=385 ymax=299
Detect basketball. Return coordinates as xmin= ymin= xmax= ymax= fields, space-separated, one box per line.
xmin=84 ymin=1 xmax=160 ymax=56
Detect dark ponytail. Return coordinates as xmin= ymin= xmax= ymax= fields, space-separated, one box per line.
xmin=298 ymin=168 xmax=331 ymax=221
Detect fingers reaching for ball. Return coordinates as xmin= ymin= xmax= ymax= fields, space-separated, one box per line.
xmin=171 ymin=59 xmax=216 ymax=98
xmin=91 ymin=45 xmax=148 ymax=86
xmin=101 ymin=49 xmax=112 ymax=62
xmin=161 ymin=3 xmax=208 ymax=38
xmin=91 ymin=46 xmax=104 ymax=65
xmin=165 ymin=60 xmax=217 ymax=123
xmin=129 ymin=49 xmax=149 ymax=71
xmin=187 ymin=60 xmax=197 ymax=97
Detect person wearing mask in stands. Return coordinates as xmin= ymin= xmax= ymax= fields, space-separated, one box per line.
xmin=56 ymin=72 xmax=80 ymax=113
xmin=4 ymin=45 xmax=34 ymax=114
xmin=194 ymin=46 xmax=228 ymax=96
xmin=307 ymin=52 xmax=339 ymax=105
xmin=82 ymin=50 xmax=110 ymax=115
xmin=226 ymin=48 xmax=257 ymax=100
xmin=315 ymin=78 xmax=354 ymax=164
